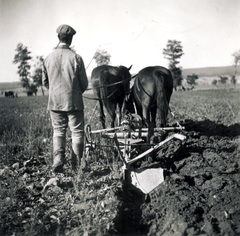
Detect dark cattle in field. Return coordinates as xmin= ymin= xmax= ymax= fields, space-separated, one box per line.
xmin=5 ymin=91 xmax=14 ymax=97
xmin=8 ymin=91 xmax=14 ymax=97
xmin=27 ymin=91 xmax=33 ymax=96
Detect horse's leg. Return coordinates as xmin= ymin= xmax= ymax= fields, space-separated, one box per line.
xmin=117 ymin=102 xmax=123 ymax=126
xmin=150 ymin=105 xmax=157 ymax=128
xmin=98 ymin=100 xmax=105 ymax=129
xmin=148 ymin=106 xmax=158 ymax=144
xmin=142 ymin=105 xmax=150 ymax=128
xmin=141 ymin=105 xmax=152 ymax=142
xmin=110 ymin=103 xmax=117 ymax=128
xmin=135 ymin=105 xmax=142 ymax=121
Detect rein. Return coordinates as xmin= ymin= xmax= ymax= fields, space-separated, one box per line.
xmin=83 ymin=74 xmax=138 ymax=100
xmin=86 ymin=74 xmax=137 ymax=91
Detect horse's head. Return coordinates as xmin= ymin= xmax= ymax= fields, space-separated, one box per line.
xmin=119 ymin=65 xmax=132 ymax=95
xmin=119 ymin=65 xmax=132 ymax=79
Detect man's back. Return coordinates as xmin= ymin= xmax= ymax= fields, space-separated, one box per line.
xmin=43 ymin=44 xmax=88 ymax=111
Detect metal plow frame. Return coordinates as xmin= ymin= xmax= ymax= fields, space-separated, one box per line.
xmin=84 ymin=117 xmax=186 ymax=194
xmin=113 ymin=133 xmax=186 ymax=194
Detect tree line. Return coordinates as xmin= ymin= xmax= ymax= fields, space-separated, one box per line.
xmin=12 ymin=44 xmax=112 ymax=96
xmin=13 ymin=41 xmax=240 ymax=94
xmin=13 ymin=43 xmax=44 ymax=95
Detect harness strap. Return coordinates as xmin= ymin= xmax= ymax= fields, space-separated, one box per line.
xmin=86 ymin=74 xmax=137 ymax=91
xmin=135 ymin=76 xmax=154 ymax=99
xmin=82 ymin=95 xmax=100 ymax=100
xmin=84 ymin=74 xmax=138 ymax=100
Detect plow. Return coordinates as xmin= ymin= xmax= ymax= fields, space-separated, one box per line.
xmin=84 ymin=114 xmax=186 ymax=194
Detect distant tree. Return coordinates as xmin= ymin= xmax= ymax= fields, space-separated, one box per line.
xmin=13 ymin=43 xmax=32 ymax=91
xmin=93 ymin=49 xmax=111 ymax=66
xmin=230 ymin=75 xmax=236 ymax=87
xmin=32 ymin=56 xmax=45 ymax=95
xmin=163 ymin=40 xmax=184 ymax=90
xmin=186 ymin=74 xmax=198 ymax=86
xmin=232 ymin=49 xmax=240 ymax=77
xmin=219 ymin=76 xmax=228 ymax=84
xmin=171 ymin=67 xmax=183 ymax=88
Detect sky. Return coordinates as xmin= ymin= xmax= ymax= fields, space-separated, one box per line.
xmin=0 ymin=0 xmax=240 ymax=82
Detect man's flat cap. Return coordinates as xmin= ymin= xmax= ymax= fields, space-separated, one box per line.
xmin=56 ymin=24 xmax=76 ymax=35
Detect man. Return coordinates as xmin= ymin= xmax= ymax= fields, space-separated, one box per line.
xmin=42 ymin=24 xmax=88 ymax=173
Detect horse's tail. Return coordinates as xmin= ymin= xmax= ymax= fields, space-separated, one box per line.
xmin=99 ymin=70 xmax=115 ymax=118
xmin=155 ymin=70 xmax=173 ymax=127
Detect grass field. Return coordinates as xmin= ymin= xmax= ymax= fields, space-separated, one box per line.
xmin=0 ymin=88 xmax=240 ymax=235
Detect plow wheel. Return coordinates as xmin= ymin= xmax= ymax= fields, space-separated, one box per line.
xmin=84 ymin=124 xmax=95 ymax=160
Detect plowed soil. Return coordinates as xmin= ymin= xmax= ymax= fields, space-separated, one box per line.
xmin=110 ymin=89 xmax=240 ymax=236
xmin=1 ymin=89 xmax=240 ymax=236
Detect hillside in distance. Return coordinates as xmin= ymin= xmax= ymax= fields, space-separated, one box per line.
xmin=0 ymin=81 xmax=21 ymax=90
xmin=182 ymin=65 xmax=239 ymax=77
xmin=1 ymin=65 xmax=240 ymax=91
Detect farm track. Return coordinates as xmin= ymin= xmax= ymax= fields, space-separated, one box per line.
xmin=0 ymin=89 xmax=240 ymax=235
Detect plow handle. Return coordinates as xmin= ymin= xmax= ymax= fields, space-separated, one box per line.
xmin=127 ymin=134 xmax=186 ymax=166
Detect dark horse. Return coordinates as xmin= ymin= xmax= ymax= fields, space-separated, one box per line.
xmin=125 ymin=66 xmax=173 ymax=137
xmin=91 ymin=65 xmax=132 ymax=128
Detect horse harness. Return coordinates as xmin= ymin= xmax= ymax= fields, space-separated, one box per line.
xmin=134 ymin=75 xmax=155 ymax=100
xmin=84 ymin=74 xmax=137 ymax=101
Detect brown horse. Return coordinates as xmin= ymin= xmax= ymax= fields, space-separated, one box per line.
xmin=91 ymin=65 xmax=132 ymax=128
xmin=125 ymin=66 xmax=173 ymax=138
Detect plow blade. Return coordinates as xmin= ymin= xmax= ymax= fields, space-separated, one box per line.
xmin=129 ymin=167 xmax=164 ymax=194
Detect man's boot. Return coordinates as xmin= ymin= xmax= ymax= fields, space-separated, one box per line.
xmin=52 ymin=136 xmax=66 ymax=173
xmin=71 ymin=142 xmax=84 ymax=172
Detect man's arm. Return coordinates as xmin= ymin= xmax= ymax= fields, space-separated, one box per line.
xmin=77 ymin=56 xmax=88 ymax=92
xmin=42 ymin=62 xmax=49 ymax=89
